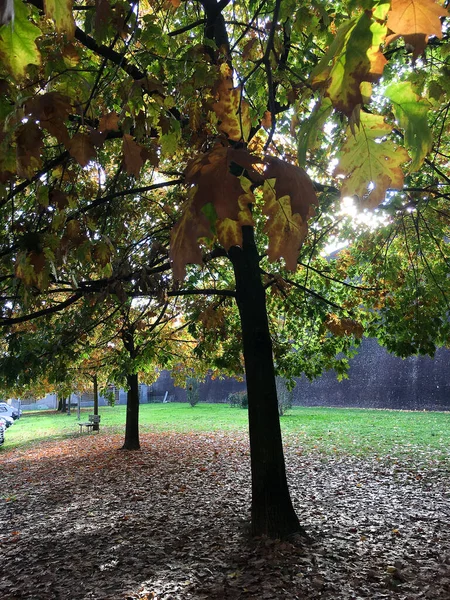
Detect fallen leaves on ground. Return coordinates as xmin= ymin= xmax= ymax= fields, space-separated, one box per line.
xmin=0 ymin=432 xmax=449 ymax=599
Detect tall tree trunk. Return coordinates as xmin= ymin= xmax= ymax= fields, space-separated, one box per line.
xmin=122 ymin=372 xmax=140 ymax=450
xmin=58 ymin=396 xmax=67 ymax=412
xmin=229 ymin=226 xmax=305 ymax=540
xmin=93 ymin=374 xmax=99 ymax=431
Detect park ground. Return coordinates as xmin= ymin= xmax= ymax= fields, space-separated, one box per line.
xmin=0 ymin=404 xmax=449 ymax=599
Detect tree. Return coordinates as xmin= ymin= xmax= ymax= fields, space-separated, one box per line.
xmin=0 ymin=0 xmax=449 ymax=539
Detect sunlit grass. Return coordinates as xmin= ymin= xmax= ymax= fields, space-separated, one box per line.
xmin=2 ymin=404 xmax=449 ymax=464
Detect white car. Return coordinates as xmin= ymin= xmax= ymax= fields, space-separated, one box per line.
xmin=0 ymin=403 xmax=20 ymax=420
xmin=0 ymin=415 xmax=14 ymax=428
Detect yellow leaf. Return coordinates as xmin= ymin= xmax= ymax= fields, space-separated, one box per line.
xmin=217 ymin=218 xmax=242 ymax=251
xmin=212 ymin=71 xmax=251 ymax=142
xmin=262 ymin=181 xmax=308 ymax=271
xmin=44 ymin=0 xmax=75 ymax=39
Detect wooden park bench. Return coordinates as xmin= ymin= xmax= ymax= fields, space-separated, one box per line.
xmin=78 ymin=414 xmax=101 ymax=433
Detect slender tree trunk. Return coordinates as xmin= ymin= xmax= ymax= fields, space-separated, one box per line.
xmin=229 ymin=226 xmax=305 ymax=540
xmin=122 ymin=372 xmax=140 ymax=450
xmin=93 ymin=374 xmax=99 ymax=431
xmin=58 ymin=396 xmax=67 ymax=412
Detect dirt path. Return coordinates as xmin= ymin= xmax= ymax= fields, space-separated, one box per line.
xmin=1 ymin=432 xmax=449 ymax=599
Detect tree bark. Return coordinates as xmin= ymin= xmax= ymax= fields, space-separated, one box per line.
xmin=229 ymin=226 xmax=305 ymax=539
xmin=58 ymin=396 xmax=67 ymax=412
xmin=122 ymin=372 xmax=140 ymax=450
xmin=93 ymin=374 xmax=99 ymax=431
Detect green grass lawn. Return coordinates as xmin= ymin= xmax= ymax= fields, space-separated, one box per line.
xmin=2 ymin=403 xmax=449 ymax=463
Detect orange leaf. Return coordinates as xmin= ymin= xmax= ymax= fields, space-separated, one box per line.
xmin=387 ymin=0 xmax=448 ymax=38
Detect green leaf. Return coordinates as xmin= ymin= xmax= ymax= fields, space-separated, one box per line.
xmin=296 ymin=97 xmax=332 ymax=165
xmin=0 ymin=0 xmax=42 ymax=79
xmin=385 ymin=81 xmax=432 ymax=171
xmin=334 ymin=112 xmax=409 ymax=208
xmin=311 ymin=12 xmax=387 ymax=115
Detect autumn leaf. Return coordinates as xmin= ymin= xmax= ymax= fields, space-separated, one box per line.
xmin=263 ymin=156 xmax=318 ymax=224
xmin=0 ymin=0 xmax=42 ymax=79
xmin=262 ymin=180 xmax=308 ymax=271
xmin=385 ymin=81 xmax=432 ymax=171
xmin=0 ymin=135 xmax=16 ymax=182
xmin=387 ymin=0 xmax=448 ymax=37
xmin=170 ymin=189 xmax=212 ymax=280
xmin=261 ymin=111 xmax=272 ymax=129
xmin=26 ymin=92 xmax=72 ymax=145
xmin=184 ymin=144 xmax=258 ymax=222
xmin=386 ymin=0 xmax=449 ymax=57
xmin=44 ymin=0 xmax=75 ymax=39
xmin=93 ymin=240 xmax=113 ymax=267
xmin=212 ymin=66 xmax=251 ymax=141
xmin=260 ymin=158 xmax=317 ymax=270
xmin=325 ymin=313 xmax=364 ymax=338
xmin=170 ymin=145 xmax=260 ymax=279
xmin=123 ymin=134 xmax=145 ymax=177
xmin=15 ymin=249 xmax=46 ymax=288
xmin=311 ymin=11 xmax=387 ymax=115
xmin=16 ymin=122 xmax=43 ymax=179
xmin=67 ymin=133 xmax=96 ymax=167
xmin=334 ymin=113 xmax=409 ymax=209
xmin=99 ymin=111 xmax=119 ymax=132
xmin=49 ymin=188 xmax=68 ymax=210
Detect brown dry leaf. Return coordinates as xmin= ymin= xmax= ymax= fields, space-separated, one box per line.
xmin=94 ymin=0 xmax=113 ymax=40
xmin=26 ymin=92 xmax=72 ymax=145
xmin=170 ymin=145 xmax=262 ymax=279
xmin=260 ymin=158 xmax=317 ymax=270
xmin=262 ymin=181 xmax=309 ymax=271
xmin=170 ymin=190 xmax=212 ymax=280
xmin=99 ymin=111 xmax=119 ymax=132
xmin=261 ymin=111 xmax=272 ymax=129
xmin=263 ymin=156 xmax=318 ymax=223
xmin=122 ymin=133 xmax=145 ymax=177
xmin=184 ymin=144 xmax=258 ymax=222
xmin=15 ymin=122 xmax=43 ymax=179
xmin=242 ymin=37 xmax=259 ymax=61
xmin=67 ymin=133 xmax=96 ymax=167
xmin=49 ymin=189 xmax=68 ymax=209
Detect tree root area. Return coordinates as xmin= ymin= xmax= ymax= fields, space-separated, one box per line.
xmin=0 ymin=432 xmax=449 ymax=599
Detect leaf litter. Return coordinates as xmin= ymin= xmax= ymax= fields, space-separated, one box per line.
xmin=0 ymin=431 xmax=449 ymax=599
